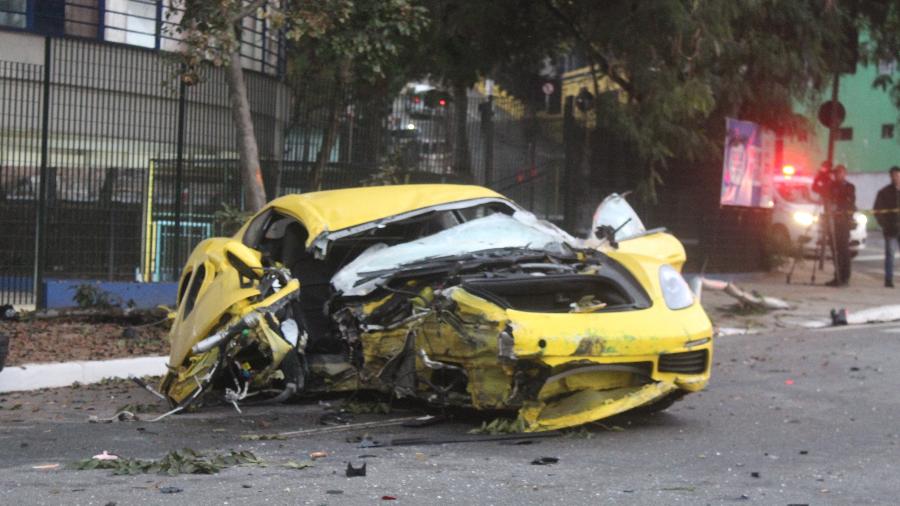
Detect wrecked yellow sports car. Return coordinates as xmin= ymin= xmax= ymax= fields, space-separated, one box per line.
xmin=160 ymin=185 xmax=712 ymax=431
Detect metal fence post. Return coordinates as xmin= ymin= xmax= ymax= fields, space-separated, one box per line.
xmin=562 ymin=96 xmax=576 ymax=232
xmin=480 ymin=96 xmax=494 ymax=186
xmin=33 ymin=37 xmax=52 ymax=309
xmin=173 ymin=73 xmax=186 ymax=280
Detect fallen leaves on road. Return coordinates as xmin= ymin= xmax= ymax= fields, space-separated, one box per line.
xmin=69 ymin=448 xmax=262 ymax=476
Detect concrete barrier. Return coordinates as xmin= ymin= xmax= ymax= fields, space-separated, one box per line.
xmin=0 ymin=356 xmax=167 ymax=393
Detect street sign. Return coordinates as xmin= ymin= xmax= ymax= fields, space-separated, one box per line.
xmin=817 ymin=100 xmax=846 ymax=128
xmin=541 ymin=82 xmax=555 ymax=95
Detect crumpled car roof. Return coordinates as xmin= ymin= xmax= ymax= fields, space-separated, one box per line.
xmin=256 ymin=184 xmax=506 ymax=247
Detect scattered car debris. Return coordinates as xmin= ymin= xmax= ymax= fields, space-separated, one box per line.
xmin=309 ymin=451 xmax=328 ymax=460
xmin=240 ymin=433 xmax=286 ymax=441
xmin=283 ymin=461 xmax=314 ymax=470
xmin=751 ymin=472 xmax=760 ymax=478
xmin=382 ymin=496 xmax=397 ymax=501
xmin=530 ymin=456 xmax=559 ymax=465
xmin=326 ymin=490 xmax=344 ymax=495
xmin=320 ymin=412 xmax=354 ymax=426
xmin=390 ymin=431 xmax=560 ymax=447
xmin=89 ymin=411 xmax=137 ymax=423
xmin=469 ymin=417 xmax=526 ymax=435
xmin=341 ymin=400 xmax=392 ymax=414
xmin=32 ymin=463 xmax=60 ymax=470
xmin=831 ymin=308 xmax=849 ymax=326
xmin=159 ymin=185 xmax=713 ymax=432
xmin=159 ymin=486 xmax=183 ymax=494
xmin=346 ymin=462 xmax=367 ymax=477
xmin=701 ymin=278 xmax=791 ymax=311
xmin=401 ymin=414 xmax=445 ymax=428
xmin=93 ymin=451 xmax=119 ymax=461
xmin=352 ymin=435 xmax=382 ymax=448
xmin=247 ymin=417 xmax=422 ymax=440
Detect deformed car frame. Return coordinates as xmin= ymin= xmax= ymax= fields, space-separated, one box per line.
xmin=160 ymin=185 xmax=713 ymax=431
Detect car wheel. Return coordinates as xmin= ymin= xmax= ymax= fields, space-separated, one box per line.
xmin=0 ymin=332 xmax=8 ymax=373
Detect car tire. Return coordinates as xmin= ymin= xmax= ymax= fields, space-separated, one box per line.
xmin=0 ymin=332 xmax=8 ymax=373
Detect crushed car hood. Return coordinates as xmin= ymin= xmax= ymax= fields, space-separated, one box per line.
xmin=331 ymin=212 xmax=578 ymax=296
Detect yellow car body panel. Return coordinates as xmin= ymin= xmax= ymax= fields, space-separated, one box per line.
xmin=616 ymin=231 xmax=687 ymax=271
xmin=167 ymin=238 xmax=261 ymax=372
xmin=236 ymin=184 xmax=506 ymax=247
xmin=420 ymin=278 xmax=711 ymax=431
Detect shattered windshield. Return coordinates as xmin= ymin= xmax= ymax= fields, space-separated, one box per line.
xmin=332 ymin=212 xmax=574 ymax=296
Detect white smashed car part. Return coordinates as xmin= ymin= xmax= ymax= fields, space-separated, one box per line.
xmin=591 ymin=193 xmax=646 ymax=242
xmin=331 ymin=213 xmax=577 ymax=296
xmin=280 ymin=318 xmax=300 ymax=346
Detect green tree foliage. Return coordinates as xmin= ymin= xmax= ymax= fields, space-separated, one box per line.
xmin=171 ymin=0 xmax=425 ymax=203
xmin=544 ymin=0 xmax=898 ymax=199
xmin=284 ymin=0 xmax=428 ymax=189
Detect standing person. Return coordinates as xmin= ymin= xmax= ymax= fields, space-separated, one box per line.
xmin=824 ymin=165 xmax=856 ymax=286
xmin=874 ymin=166 xmax=900 ymax=287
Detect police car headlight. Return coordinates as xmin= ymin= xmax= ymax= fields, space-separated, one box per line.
xmin=659 ymin=265 xmax=694 ymax=310
xmin=792 ymin=211 xmax=816 ymax=227
xmin=854 ymin=212 xmax=867 ymax=227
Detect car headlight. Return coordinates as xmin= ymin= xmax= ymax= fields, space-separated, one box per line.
xmin=792 ymin=211 xmax=816 ymax=227
xmin=854 ymin=212 xmax=867 ymax=227
xmin=659 ymin=264 xmax=694 ymax=310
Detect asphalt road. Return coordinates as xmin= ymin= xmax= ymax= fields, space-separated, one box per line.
xmin=2 ymin=321 xmax=900 ymax=505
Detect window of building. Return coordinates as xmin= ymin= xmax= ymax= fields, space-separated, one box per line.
xmin=838 ymin=127 xmax=853 ymax=141
xmin=65 ymin=0 xmax=100 ymax=38
xmin=884 ymin=124 xmax=896 ymax=139
xmin=34 ymin=0 xmax=66 ymax=36
xmin=105 ymin=0 xmax=158 ymax=48
xmin=878 ymin=59 xmax=897 ymax=76
xmin=0 ymin=0 xmax=27 ymax=29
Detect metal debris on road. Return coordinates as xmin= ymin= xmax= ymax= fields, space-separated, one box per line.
xmin=346 ymin=462 xmax=367 ymax=477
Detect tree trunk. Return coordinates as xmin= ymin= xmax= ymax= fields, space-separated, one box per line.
xmin=452 ymin=81 xmax=471 ymax=180
xmin=226 ymin=47 xmax=267 ymax=211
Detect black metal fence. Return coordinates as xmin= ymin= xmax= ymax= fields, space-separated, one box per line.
xmin=0 ymin=35 xmax=571 ymax=307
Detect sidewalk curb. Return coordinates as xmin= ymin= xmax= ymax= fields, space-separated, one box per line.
xmin=0 ymin=356 xmax=167 ymax=393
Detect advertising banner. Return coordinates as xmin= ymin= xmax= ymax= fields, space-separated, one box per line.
xmin=720 ymin=118 xmax=775 ymax=208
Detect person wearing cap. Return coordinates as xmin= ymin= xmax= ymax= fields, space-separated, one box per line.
xmin=874 ymin=166 xmax=900 ymax=287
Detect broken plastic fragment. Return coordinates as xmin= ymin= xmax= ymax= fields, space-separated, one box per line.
xmin=346 ymin=462 xmax=367 ymax=477
xmin=92 ymin=451 xmax=119 ymax=461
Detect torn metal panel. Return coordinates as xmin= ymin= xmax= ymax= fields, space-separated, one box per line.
xmin=160 ymin=184 xmax=713 ymax=432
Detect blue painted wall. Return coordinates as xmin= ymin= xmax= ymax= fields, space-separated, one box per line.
xmin=44 ymin=280 xmax=178 ymax=310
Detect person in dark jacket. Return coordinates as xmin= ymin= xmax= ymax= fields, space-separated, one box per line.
xmin=814 ymin=164 xmax=856 ymax=286
xmin=874 ymin=166 xmax=900 ymax=287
